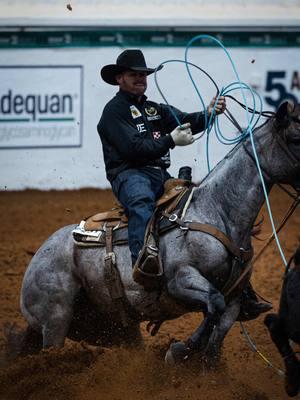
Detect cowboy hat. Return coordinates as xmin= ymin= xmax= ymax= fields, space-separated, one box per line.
xmin=100 ymin=49 xmax=163 ymax=85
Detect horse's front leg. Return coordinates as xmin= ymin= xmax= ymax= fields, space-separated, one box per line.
xmin=165 ymin=266 xmax=226 ymax=365
xmin=203 ymin=299 xmax=240 ymax=364
xmin=264 ymin=314 xmax=300 ymax=397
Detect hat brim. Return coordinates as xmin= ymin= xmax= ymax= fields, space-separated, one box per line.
xmin=100 ymin=64 xmax=163 ymax=85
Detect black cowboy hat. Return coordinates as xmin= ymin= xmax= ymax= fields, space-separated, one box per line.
xmin=100 ymin=49 xmax=163 ymax=85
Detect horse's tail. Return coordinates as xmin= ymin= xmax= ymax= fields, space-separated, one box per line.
xmin=3 ymin=322 xmax=43 ymax=360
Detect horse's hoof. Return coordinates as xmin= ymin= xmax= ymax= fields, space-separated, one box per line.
xmin=165 ymin=341 xmax=190 ymax=365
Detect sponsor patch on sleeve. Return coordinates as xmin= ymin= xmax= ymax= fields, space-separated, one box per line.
xmin=130 ymin=105 xmax=142 ymax=119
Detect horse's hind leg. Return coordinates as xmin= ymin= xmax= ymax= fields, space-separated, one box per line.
xmin=21 ymin=260 xmax=80 ymax=349
xmin=42 ymin=304 xmax=74 ymax=348
xmin=23 ymin=291 xmax=76 ymax=349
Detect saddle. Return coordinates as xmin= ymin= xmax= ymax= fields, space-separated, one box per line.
xmin=72 ymin=178 xmax=192 ymax=246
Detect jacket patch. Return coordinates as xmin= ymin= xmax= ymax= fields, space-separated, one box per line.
xmin=136 ymin=123 xmax=147 ymax=133
xmin=152 ymin=131 xmax=161 ymax=140
xmin=147 ymin=115 xmax=161 ymax=121
xmin=130 ymin=105 xmax=142 ymax=119
xmin=145 ymin=106 xmax=157 ymax=116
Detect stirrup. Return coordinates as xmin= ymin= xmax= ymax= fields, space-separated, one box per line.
xmin=132 ymin=245 xmax=163 ymax=291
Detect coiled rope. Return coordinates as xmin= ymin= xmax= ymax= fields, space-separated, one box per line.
xmin=154 ymin=33 xmax=288 ymax=266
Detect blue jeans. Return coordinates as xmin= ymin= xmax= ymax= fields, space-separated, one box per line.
xmin=111 ymin=167 xmax=170 ymax=263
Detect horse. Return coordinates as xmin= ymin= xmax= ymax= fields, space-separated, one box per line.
xmin=10 ymin=101 xmax=299 ymax=366
xmin=264 ymin=247 xmax=300 ymax=397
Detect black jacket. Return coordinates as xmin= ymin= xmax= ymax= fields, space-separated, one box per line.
xmin=97 ymin=89 xmax=206 ymax=183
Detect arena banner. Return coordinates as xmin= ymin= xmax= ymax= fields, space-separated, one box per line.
xmin=0 ymin=66 xmax=83 ymax=148
xmin=0 ymin=46 xmax=299 ymax=190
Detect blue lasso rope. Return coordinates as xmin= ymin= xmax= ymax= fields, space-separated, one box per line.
xmin=154 ymin=34 xmax=287 ymax=267
xmin=154 ymin=59 xmax=218 ymax=129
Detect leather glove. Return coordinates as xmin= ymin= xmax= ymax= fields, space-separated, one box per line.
xmin=170 ymin=123 xmax=194 ymax=146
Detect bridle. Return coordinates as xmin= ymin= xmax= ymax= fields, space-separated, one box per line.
xmin=242 ymin=117 xmax=300 ymax=184
xmin=225 ymin=94 xmax=300 ymax=172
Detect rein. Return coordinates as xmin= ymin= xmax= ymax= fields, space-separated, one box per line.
xmin=224 ymin=94 xmax=275 ymax=135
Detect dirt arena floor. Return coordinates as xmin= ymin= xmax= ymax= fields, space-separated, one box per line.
xmin=0 ymin=185 xmax=299 ymax=400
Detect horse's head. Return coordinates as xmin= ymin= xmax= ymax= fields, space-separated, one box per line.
xmin=269 ymin=101 xmax=300 ymax=189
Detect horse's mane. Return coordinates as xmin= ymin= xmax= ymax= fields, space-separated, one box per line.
xmin=196 ymin=117 xmax=273 ymax=188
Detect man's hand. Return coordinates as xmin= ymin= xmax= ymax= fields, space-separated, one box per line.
xmin=207 ymin=95 xmax=226 ymax=116
xmin=170 ymin=123 xmax=194 ymax=146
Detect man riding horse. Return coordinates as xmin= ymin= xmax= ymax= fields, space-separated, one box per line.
xmin=97 ymin=49 xmax=271 ymax=318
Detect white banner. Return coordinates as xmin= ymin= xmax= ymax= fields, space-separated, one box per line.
xmin=0 ymin=47 xmax=299 ymax=190
xmin=0 ymin=66 xmax=83 ymax=148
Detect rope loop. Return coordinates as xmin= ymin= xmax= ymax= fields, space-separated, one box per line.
xmin=154 ymin=33 xmax=288 ymax=267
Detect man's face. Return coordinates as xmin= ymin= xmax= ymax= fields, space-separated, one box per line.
xmin=116 ymin=70 xmax=147 ymax=97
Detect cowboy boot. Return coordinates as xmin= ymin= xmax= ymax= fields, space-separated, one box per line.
xmin=238 ymin=283 xmax=272 ymax=321
xmin=132 ymin=244 xmax=163 ymax=291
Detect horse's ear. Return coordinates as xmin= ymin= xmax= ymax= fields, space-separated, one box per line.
xmin=276 ymin=101 xmax=295 ymax=123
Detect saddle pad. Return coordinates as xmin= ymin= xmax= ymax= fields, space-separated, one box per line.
xmin=72 ymin=221 xmax=129 ymax=247
xmin=72 ymin=219 xmax=178 ymax=247
xmin=72 ymin=180 xmax=194 ymax=247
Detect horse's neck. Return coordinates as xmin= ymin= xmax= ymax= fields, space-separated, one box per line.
xmin=193 ymin=140 xmax=272 ymax=243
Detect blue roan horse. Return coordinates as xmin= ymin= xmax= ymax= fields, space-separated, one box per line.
xmin=10 ymin=102 xmax=300 ymax=366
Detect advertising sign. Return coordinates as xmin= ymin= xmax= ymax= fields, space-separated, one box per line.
xmin=0 ymin=44 xmax=299 ymax=189
xmin=0 ymin=66 xmax=83 ymax=148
